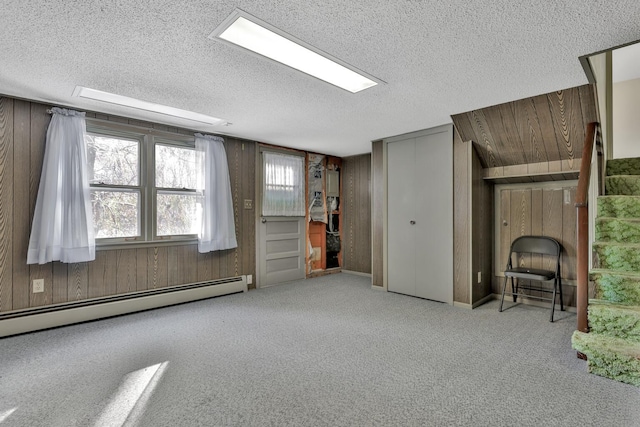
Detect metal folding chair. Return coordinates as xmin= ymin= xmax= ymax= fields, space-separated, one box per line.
xmin=499 ymin=235 xmax=563 ymax=322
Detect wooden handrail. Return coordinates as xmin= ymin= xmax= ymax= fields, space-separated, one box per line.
xmin=576 ymin=123 xmax=598 ymax=207
xmin=575 ymin=122 xmax=600 ymax=333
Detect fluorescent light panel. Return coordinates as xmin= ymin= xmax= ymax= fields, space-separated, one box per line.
xmin=211 ymin=11 xmax=378 ymax=93
xmin=72 ymin=86 xmax=227 ymax=126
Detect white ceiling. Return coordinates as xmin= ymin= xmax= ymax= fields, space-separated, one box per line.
xmin=1 ymin=1 xmax=639 ymax=156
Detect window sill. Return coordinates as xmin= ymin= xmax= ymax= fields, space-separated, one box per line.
xmin=96 ymin=237 xmax=199 ymax=251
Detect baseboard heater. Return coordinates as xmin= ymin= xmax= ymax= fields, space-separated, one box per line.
xmin=0 ymin=276 xmax=248 ymax=338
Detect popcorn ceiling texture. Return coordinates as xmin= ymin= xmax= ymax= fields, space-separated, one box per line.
xmin=0 ymin=1 xmax=639 ymax=156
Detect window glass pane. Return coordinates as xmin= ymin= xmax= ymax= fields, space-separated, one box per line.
xmin=155 ymin=144 xmax=200 ymax=189
xmin=91 ymin=190 xmax=140 ymax=238
xmin=262 ymin=152 xmax=305 ymax=216
xmin=157 ymin=191 xmax=202 ymax=236
xmin=86 ymin=134 xmax=139 ymax=186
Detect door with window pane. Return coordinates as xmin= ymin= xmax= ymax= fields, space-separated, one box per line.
xmin=258 ymin=150 xmax=305 ymax=287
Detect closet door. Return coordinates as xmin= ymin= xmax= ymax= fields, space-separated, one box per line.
xmin=385 ymin=126 xmax=453 ymax=304
xmin=414 ymin=131 xmax=453 ymax=303
xmin=387 ymin=138 xmax=417 ymax=296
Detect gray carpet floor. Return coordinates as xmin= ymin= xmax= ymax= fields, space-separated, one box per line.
xmin=1 ymin=273 xmax=639 ymax=426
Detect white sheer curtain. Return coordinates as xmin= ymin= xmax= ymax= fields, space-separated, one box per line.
xmin=27 ymin=108 xmax=95 ymax=264
xmin=262 ymin=152 xmax=305 ymax=216
xmin=195 ymin=134 xmax=237 ymax=253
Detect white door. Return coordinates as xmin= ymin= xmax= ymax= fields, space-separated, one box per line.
xmin=414 ymin=131 xmax=453 ymax=303
xmin=256 ymin=149 xmax=306 ymax=287
xmin=386 ymin=126 xmax=453 ymax=304
xmin=259 ymin=217 xmax=305 ymax=287
xmin=387 ymin=138 xmax=417 ymax=295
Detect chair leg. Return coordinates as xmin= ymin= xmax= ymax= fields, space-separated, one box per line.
xmin=558 ymin=278 xmax=564 ymax=311
xmin=499 ymin=275 xmax=509 ymax=312
xmin=550 ymin=280 xmax=557 ymax=322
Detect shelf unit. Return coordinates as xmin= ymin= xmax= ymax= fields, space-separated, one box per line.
xmin=306 ymin=155 xmax=342 ymax=275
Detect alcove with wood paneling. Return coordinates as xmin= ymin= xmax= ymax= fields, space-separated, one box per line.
xmin=451 ymin=84 xmax=598 ymax=308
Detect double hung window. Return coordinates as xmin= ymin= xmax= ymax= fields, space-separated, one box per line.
xmin=155 ymin=142 xmax=202 ymax=236
xmin=85 ymin=121 xmax=201 ymax=245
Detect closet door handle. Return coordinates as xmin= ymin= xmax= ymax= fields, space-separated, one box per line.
xmin=410 ymin=220 xmax=416 ymax=225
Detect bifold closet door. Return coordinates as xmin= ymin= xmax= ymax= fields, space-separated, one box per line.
xmin=386 ymin=128 xmax=453 ymax=304
xmin=387 ymin=138 xmax=417 ymax=296
xmin=413 ymin=131 xmax=452 ymax=303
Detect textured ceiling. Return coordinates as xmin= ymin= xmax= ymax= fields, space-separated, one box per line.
xmin=1 ymin=1 xmax=639 ymax=156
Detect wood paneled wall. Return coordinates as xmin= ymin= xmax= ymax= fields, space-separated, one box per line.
xmin=0 ymin=96 xmax=256 ymax=314
xmin=494 ymin=183 xmax=577 ymax=306
xmin=471 ymin=144 xmax=493 ymax=304
xmin=342 ymin=154 xmax=371 ymax=274
xmin=453 ymin=129 xmax=494 ymax=306
xmin=452 ymin=85 xmax=597 ymax=170
xmin=453 ymin=131 xmax=471 ymax=304
xmin=371 ymin=140 xmax=384 ymax=287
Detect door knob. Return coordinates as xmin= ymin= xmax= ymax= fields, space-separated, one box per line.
xmin=503 ymin=220 xmax=508 ymax=226
xmin=261 ymin=218 xmax=267 ymax=223
xmin=410 ymin=220 xmax=416 ymax=225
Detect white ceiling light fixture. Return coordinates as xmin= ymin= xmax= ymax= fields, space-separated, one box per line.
xmin=72 ymin=86 xmax=228 ymax=126
xmin=209 ymin=9 xmax=381 ymax=93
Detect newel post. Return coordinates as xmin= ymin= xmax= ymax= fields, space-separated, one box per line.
xmin=575 ymin=122 xmax=597 ymax=334
xmin=576 ymin=205 xmax=589 ymax=332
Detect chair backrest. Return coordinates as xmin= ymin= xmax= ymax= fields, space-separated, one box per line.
xmin=510 ymin=235 xmax=561 ymax=257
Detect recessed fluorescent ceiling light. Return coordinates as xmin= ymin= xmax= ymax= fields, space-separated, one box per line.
xmin=210 ymin=10 xmax=378 ymax=93
xmin=72 ymin=86 xmax=227 ymax=126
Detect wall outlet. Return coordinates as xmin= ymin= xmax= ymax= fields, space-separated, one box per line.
xmin=477 ymin=272 xmax=482 ymax=284
xmin=33 ymin=279 xmax=44 ymax=293
xmin=247 ymin=274 xmax=253 ymax=285
xmin=243 ymin=199 xmax=253 ymax=210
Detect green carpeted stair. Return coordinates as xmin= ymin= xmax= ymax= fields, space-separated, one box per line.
xmin=572 ymin=157 xmax=640 ymax=387
xmin=591 ymin=270 xmax=640 ymax=305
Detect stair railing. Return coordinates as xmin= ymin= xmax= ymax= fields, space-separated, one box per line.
xmin=575 ymin=122 xmax=602 ymax=333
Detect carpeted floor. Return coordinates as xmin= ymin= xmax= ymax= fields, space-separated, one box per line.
xmin=1 ymin=273 xmax=639 ymax=426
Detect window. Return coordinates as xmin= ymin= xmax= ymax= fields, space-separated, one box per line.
xmin=155 ymin=143 xmax=202 ymax=236
xmin=86 ymin=133 xmax=141 ymax=239
xmin=86 ymin=121 xmax=201 ymax=245
xmin=262 ymin=151 xmax=305 ymax=216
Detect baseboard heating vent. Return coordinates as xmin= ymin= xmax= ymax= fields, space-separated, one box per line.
xmin=0 ymin=276 xmax=248 ymax=338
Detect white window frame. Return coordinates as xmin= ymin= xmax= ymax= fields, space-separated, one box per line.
xmin=153 ymin=138 xmax=202 ymax=240
xmin=86 ymin=120 xmax=199 ymax=248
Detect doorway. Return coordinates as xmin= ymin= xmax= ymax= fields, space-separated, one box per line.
xmin=256 ymin=148 xmax=306 ymax=287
